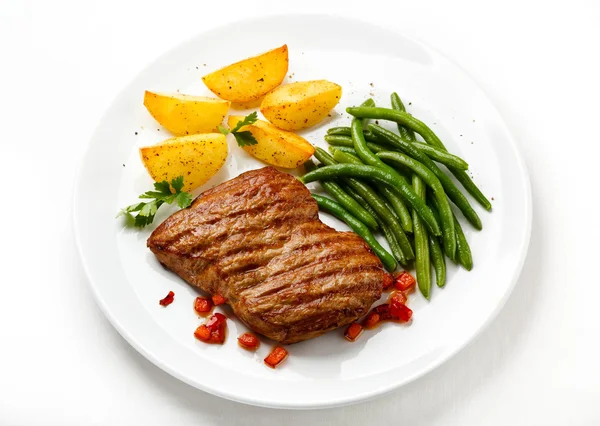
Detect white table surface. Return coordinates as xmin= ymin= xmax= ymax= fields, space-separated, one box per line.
xmin=2 ymin=0 xmax=599 ymax=424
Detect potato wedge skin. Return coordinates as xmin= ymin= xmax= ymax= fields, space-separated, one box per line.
xmin=143 ymin=91 xmax=230 ymax=136
xmin=139 ymin=133 xmax=228 ymax=191
xmin=202 ymin=45 xmax=288 ymax=103
xmin=260 ymin=80 xmax=342 ymax=131
xmin=227 ymin=116 xmax=315 ymax=169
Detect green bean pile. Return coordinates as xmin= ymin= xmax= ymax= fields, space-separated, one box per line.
xmin=300 ymin=94 xmax=491 ymax=299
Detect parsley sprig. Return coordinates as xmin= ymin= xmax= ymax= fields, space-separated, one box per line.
xmin=218 ymin=112 xmax=258 ymax=147
xmin=117 ymin=176 xmax=193 ymax=228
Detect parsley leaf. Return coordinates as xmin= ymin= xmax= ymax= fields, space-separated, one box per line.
xmin=231 ymin=111 xmax=258 ymax=132
xmin=218 ymin=112 xmax=259 ymax=147
xmin=233 ymin=131 xmax=258 ymax=147
xmin=174 ymin=191 xmax=192 ymax=209
xmin=170 ymin=175 xmax=185 ymax=193
xmin=117 ymin=176 xmax=193 ymax=228
xmin=153 ymin=180 xmax=172 ymax=194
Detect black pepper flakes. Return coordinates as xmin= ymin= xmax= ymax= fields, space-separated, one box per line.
xmin=134 ymin=132 xmax=138 ymax=135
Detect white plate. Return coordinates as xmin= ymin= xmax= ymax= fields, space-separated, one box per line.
xmin=74 ymin=14 xmax=531 ymax=409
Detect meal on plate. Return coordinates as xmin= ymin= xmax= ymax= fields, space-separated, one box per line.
xmin=118 ymin=44 xmax=491 ymax=368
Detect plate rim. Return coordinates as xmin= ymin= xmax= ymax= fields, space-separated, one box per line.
xmin=73 ymin=12 xmax=532 ymax=409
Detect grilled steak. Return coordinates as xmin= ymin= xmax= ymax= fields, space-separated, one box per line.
xmin=148 ymin=167 xmax=385 ymax=344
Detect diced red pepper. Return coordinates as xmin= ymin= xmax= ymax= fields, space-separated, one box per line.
xmin=390 ymin=303 xmax=413 ymax=322
xmin=212 ymin=294 xmax=226 ymax=305
xmin=373 ymin=303 xmax=394 ymax=320
xmin=205 ymin=312 xmax=227 ymax=332
xmin=363 ymin=310 xmax=381 ymax=329
xmin=388 ymin=290 xmax=412 ymax=322
xmin=382 ymin=273 xmax=394 ymax=290
xmin=159 ymin=291 xmax=175 ymax=306
xmin=194 ymin=297 xmax=213 ymax=314
xmin=194 ymin=324 xmax=211 ymax=341
xmin=209 ymin=324 xmax=226 ymax=344
xmin=363 ymin=291 xmax=413 ymax=330
xmin=238 ymin=332 xmax=260 ymax=350
xmin=195 ymin=313 xmax=227 ymax=344
xmin=264 ymin=346 xmax=288 ymax=369
xmin=394 ymin=271 xmax=416 ymax=293
xmin=344 ymin=322 xmax=364 ymax=341
xmin=389 ymin=290 xmax=407 ymax=306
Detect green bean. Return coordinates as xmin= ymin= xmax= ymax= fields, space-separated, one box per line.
xmin=313 ymin=148 xmax=414 ymax=262
xmin=412 ymin=174 xmax=431 ymax=299
xmin=330 ymin=148 xmax=413 ymax=234
xmin=313 ymin=146 xmax=338 ymax=167
xmin=378 ymin=186 xmax=413 ymax=233
xmin=390 ymin=92 xmax=416 ymax=141
xmin=369 ymin=124 xmax=482 ymax=230
xmin=428 ymin=192 xmax=472 ymax=269
xmin=329 ymin=147 xmax=361 ymax=163
xmin=412 ymin=142 xmax=468 ymax=170
xmin=350 ymin=118 xmax=383 ymax=166
xmin=300 ymin=162 xmax=441 ymax=236
xmin=375 ymin=150 xmax=456 ymax=256
xmin=453 ymin=214 xmax=473 ymax=271
xmin=311 ymin=194 xmax=397 ymax=271
xmin=303 ymin=160 xmax=379 ymax=230
xmin=343 ymin=184 xmax=407 ymax=265
xmin=360 ymin=98 xmax=376 ymax=128
xmin=428 ymin=234 xmax=446 ymax=288
xmin=451 ymin=171 xmax=491 ymax=211
xmin=378 ymin=221 xmax=406 ymax=265
xmin=324 ymin=135 xmax=380 ymax=151
xmin=331 ymin=145 xmax=360 ymax=155
xmin=328 ymin=135 xmax=468 ymax=171
xmin=325 ymin=135 xmax=384 ymax=151
xmin=427 ymin=193 xmax=456 ymax=262
xmin=326 ymin=127 xmax=379 ymax=142
xmin=346 ymin=106 xmax=491 ymax=211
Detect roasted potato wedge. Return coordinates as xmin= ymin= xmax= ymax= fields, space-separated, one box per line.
xmin=228 ymin=115 xmax=314 ymax=169
xmin=260 ymin=80 xmax=342 ymax=131
xmin=140 ymin=133 xmax=228 ymax=191
xmin=203 ymin=45 xmax=288 ymax=103
xmin=143 ymin=91 xmax=230 ymax=136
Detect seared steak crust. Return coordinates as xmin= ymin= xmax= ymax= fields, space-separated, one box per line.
xmin=148 ymin=167 xmax=384 ymax=343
